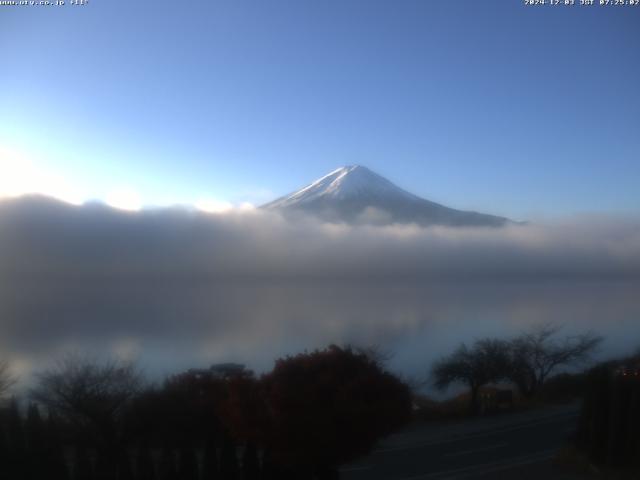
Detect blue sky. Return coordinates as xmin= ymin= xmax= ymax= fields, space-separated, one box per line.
xmin=1 ymin=0 xmax=638 ymax=218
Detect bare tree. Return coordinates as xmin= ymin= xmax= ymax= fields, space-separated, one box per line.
xmin=31 ymin=353 xmax=143 ymax=448
xmin=432 ymin=338 xmax=511 ymax=414
xmin=508 ymin=324 xmax=602 ymax=398
xmin=0 ymin=359 xmax=16 ymax=398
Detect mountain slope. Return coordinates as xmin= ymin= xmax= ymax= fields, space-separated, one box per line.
xmin=262 ymin=165 xmax=510 ymax=227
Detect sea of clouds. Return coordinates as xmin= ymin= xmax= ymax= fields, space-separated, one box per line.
xmin=1 ymin=196 xmax=639 ymax=281
xmin=1 ymin=196 xmax=639 ymax=384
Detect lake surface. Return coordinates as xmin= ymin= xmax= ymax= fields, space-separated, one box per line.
xmin=2 ymin=278 xmax=638 ymax=389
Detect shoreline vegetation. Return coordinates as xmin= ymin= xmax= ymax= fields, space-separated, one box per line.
xmin=0 ymin=327 xmax=638 ymax=479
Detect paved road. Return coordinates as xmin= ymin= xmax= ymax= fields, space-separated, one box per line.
xmin=341 ymin=404 xmax=584 ymax=480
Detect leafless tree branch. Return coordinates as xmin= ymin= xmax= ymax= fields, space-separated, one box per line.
xmin=30 ymin=353 xmax=143 ymax=431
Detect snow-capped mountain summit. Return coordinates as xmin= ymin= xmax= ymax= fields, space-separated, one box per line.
xmin=262 ymin=165 xmax=510 ymax=227
xmin=264 ymin=165 xmax=415 ymax=206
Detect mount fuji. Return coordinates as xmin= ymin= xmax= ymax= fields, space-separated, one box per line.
xmin=262 ymin=165 xmax=511 ymax=227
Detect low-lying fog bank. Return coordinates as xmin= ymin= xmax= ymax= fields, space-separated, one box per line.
xmin=1 ymin=196 xmax=639 ymax=386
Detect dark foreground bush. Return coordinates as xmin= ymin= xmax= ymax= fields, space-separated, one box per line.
xmin=576 ymin=353 xmax=640 ymax=469
xmin=1 ymin=346 xmax=412 ymax=480
xmin=261 ymin=345 xmax=412 ymax=478
xmin=539 ymin=372 xmax=587 ymax=403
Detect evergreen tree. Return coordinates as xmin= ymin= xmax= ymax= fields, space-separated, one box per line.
xmin=0 ymin=416 xmax=9 ymax=480
xmin=95 ymin=446 xmax=117 ymax=480
xmin=75 ymin=444 xmax=94 ymax=480
xmin=117 ymin=448 xmax=134 ymax=480
xmin=6 ymin=398 xmax=26 ymax=478
xmin=219 ymin=433 xmax=238 ymax=480
xmin=26 ymin=403 xmax=45 ymax=453
xmin=259 ymin=451 xmax=274 ymax=480
xmin=241 ymin=442 xmax=260 ymax=480
xmin=136 ymin=442 xmax=156 ymax=480
xmin=202 ymin=439 xmax=219 ymax=480
xmin=25 ymin=403 xmax=47 ymax=479
xmin=314 ymin=467 xmax=340 ymax=480
xmin=158 ymin=446 xmax=178 ymax=480
xmin=48 ymin=451 xmax=70 ymax=480
xmin=45 ymin=411 xmax=70 ymax=480
xmin=260 ymin=449 xmax=296 ymax=480
xmin=178 ymin=446 xmax=198 ymax=480
xmin=7 ymin=397 xmax=25 ymax=454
